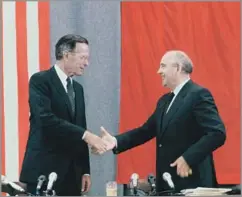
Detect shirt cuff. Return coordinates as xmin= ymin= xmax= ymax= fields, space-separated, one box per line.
xmin=113 ymin=137 xmax=118 ymax=148
xmin=82 ymin=131 xmax=87 ymax=140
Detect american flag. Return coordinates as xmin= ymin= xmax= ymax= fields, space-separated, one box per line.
xmin=2 ymin=1 xmax=50 ymax=183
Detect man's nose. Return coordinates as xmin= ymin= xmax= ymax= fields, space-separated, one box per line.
xmin=157 ymin=67 xmax=162 ymax=74
xmin=84 ymin=59 xmax=89 ymax=67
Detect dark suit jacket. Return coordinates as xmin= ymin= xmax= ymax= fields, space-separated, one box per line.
xmin=19 ymin=66 xmax=90 ymax=188
xmin=114 ymin=80 xmax=226 ymax=192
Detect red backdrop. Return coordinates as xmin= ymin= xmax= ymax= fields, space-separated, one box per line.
xmin=118 ymin=2 xmax=240 ymax=184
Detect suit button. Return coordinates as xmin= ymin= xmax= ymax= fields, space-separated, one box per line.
xmin=159 ymin=144 xmax=162 ymax=147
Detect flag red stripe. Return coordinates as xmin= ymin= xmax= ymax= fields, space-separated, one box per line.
xmin=16 ymin=1 xmax=29 ymax=172
xmin=38 ymin=2 xmax=50 ymax=70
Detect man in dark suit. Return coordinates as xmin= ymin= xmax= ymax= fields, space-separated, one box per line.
xmin=93 ymin=50 xmax=226 ymax=194
xmin=19 ymin=34 xmax=109 ymax=196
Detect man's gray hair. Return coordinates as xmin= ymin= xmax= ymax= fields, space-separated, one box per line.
xmin=167 ymin=50 xmax=193 ymax=74
xmin=55 ymin=34 xmax=89 ymax=60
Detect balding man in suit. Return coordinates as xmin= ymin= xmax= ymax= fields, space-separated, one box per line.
xmin=94 ymin=50 xmax=226 ymax=194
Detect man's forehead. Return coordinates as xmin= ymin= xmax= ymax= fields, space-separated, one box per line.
xmin=160 ymin=54 xmax=174 ymax=65
xmin=75 ymin=43 xmax=89 ymax=52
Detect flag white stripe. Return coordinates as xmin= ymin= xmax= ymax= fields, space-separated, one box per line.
xmin=27 ymin=1 xmax=40 ymax=79
xmin=3 ymin=1 xmax=19 ymax=182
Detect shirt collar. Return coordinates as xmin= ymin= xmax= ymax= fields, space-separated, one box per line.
xmin=54 ymin=64 xmax=72 ymax=84
xmin=173 ymin=77 xmax=190 ymax=96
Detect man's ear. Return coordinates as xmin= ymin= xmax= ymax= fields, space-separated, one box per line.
xmin=177 ymin=63 xmax=184 ymax=73
xmin=176 ymin=63 xmax=180 ymax=72
xmin=63 ymin=51 xmax=69 ymax=61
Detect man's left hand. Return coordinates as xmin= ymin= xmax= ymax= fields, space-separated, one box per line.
xmin=170 ymin=156 xmax=192 ymax=178
xmin=81 ymin=175 xmax=91 ymax=193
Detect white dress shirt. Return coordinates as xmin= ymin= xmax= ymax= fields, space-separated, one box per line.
xmin=54 ymin=64 xmax=72 ymax=92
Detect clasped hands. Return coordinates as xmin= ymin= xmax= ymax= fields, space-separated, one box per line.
xmin=83 ymin=126 xmax=116 ymax=155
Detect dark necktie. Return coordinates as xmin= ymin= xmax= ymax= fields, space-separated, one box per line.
xmin=164 ymin=92 xmax=175 ymax=114
xmin=165 ymin=92 xmax=175 ymax=114
xmin=66 ymin=77 xmax=75 ymax=115
xmin=162 ymin=92 xmax=175 ymax=130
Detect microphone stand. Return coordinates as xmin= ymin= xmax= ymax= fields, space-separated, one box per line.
xmin=148 ymin=188 xmax=156 ymax=196
xmin=42 ymin=189 xmax=56 ymax=196
xmin=133 ymin=186 xmax=138 ymax=196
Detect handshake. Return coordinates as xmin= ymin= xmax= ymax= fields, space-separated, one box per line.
xmin=83 ymin=126 xmax=116 ymax=155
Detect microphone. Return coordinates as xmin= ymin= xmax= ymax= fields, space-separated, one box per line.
xmin=46 ymin=172 xmax=57 ymax=194
xmin=147 ymin=174 xmax=156 ymax=189
xmin=1 ymin=175 xmax=25 ymax=195
xmin=36 ymin=175 xmax=46 ymax=195
xmin=130 ymin=173 xmax=139 ymax=187
xmin=162 ymin=172 xmax=175 ymax=189
xmin=130 ymin=173 xmax=139 ymax=196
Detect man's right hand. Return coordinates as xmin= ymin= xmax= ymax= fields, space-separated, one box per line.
xmin=91 ymin=126 xmax=116 ymax=155
xmin=83 ymin=131 xmax=108 ymax=153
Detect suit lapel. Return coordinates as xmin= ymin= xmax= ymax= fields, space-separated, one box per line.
xmin=50 ymin=67 xmax=74 ymax=120
xmin=160 ymin=80 xmax=193 ymax=137
xmin=157 ymin=94 xmax=172 ymax=135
